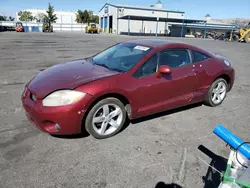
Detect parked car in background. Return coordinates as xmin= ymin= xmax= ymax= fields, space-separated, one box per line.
xmin=21 ymin=39 xmax=235 ymax=139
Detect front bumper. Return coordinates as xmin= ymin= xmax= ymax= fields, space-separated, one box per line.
xmin=228 ymin=68 xmax=235 ymax=92
xmin=88 ymin=28 xmax=98 ymax=32
xmin=21 ymin=89 xmax=94 ymax=135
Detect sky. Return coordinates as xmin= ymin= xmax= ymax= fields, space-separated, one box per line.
xmin=0 ymin=0 xmax=249 ymax=19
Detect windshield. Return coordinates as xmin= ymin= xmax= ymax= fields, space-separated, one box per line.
xmin=16 ymin=23 xmax=22 ymax=27
xmin=91 ymin=24 xmax=96 ymax=28
xmin=92 ymin=43 xmax=152 ymax=72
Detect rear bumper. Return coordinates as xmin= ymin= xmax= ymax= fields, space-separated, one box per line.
xmin=22 ymin=89 xmax=94 ymax=135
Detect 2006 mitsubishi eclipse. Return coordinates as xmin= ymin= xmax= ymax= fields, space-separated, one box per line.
xmin=22 ymin=39 xmax=235 ymax=139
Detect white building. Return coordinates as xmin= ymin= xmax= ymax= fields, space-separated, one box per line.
xmin=98 ymin=0 xmax=185 ymax=35
xmin=16 ymin=9 xmax=77 ymax=24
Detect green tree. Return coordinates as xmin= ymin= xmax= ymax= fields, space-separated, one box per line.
xmin=76 ymin=10 xmax=89 ymax=23
xmin=88 ymin=10 xmax=94 ymax=22
xmin=43 ymin=3 xmax=58 ymax=32
xmin=18 ymin=11 xmax=34 ymax=21
xmin=92 ymin=15 xmax=99 ymax=23
xmin=76 ymin=10 xmax=83 ymax=23
xmin=0 ymin=15 xmax=15 ymax=21
xmin=76 ymin=10 xmax=99 ymax=24
xmin=87 ymin=11 xmax=99 ymax=23
xmin=0 ymin=15 xmax=6 ymax=21
xmin=75 ymin=10 xmax=84 ymax=23
xmin=35 ymin=13 xmax=46 ymax=23
xmin=8 ymin=16 xmax=15 ymax=21
xmin=82 ymin=10 xmax=89 ymax=23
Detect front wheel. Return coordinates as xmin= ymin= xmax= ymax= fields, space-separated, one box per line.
xmin=244 ymin=33 xmax=250 ymax=43
xmin=204 ymin=78 xmax=228 ymax=107
xmin=85 ymin=98 xmax=127 ymax=139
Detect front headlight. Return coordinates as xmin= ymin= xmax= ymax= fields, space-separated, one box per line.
xmin=42 ymin=90 xmax=86 ymax=107
xmin=224 ymin=59 xmax=232 ymax=67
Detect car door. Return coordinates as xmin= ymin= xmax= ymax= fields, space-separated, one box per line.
xmin=191 ymin=50 xmax=211 ymax=100
xmin=158 ymin=49 xmax=197 ymax=109
xmin=131 ymin=53 xmax=174 ymax=117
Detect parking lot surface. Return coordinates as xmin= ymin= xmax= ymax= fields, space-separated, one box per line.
xmin=0 ymin=32 xmax=250 ymax=188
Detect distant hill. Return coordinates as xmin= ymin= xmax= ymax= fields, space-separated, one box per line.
xmin=211 ymin=18 xmax=250 ymax=26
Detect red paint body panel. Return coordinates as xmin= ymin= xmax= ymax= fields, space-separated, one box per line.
xmin=28 ymin=60 xmax=119 ymax=99
xmin=22 ymin=88 xmax=95 ymax=134
xmin=21 ymin=39 xmax=235 ymax=135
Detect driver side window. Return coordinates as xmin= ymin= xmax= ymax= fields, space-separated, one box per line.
xmin=133 ymin=54 xmax=158 ymax=78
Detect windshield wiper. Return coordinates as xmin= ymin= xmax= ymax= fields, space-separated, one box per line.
xmin=87 ymin=57 xmax=95 ymax=64
xmin=109 ymin=67 xmax=123 ymax=72
xmin=95 ymin=63 xmax=122 ymax=72
xmin=95 ymin=63 xmax=110 ymax=69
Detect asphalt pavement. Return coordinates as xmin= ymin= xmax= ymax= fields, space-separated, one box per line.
xmin=0 ymin=32 xmax=250 ymax=188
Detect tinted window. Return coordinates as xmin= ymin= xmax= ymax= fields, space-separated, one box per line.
xmin=159 ymin=50 xmax=190 ymax=68
xmin=92 ymin=43 xmax=152 ymax=72
xmin=193 ymin=51 xmax=209 ymax=63
xmin=133 ymin=54 xmax=158 ymax=78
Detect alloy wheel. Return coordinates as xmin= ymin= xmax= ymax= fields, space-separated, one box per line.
xmin=211 ymin=81 xmax=227 ymax=104
xmin=92 ymin=103 xmax=123 ymax=136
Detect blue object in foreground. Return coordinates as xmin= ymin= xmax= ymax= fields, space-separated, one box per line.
xmin=213 ymin=124 xmax=250 ymax=160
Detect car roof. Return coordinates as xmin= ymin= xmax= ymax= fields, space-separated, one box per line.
xmin=123 ymin=39 xmax=213 ymax=57
xmin=124 ymin=39 xmax=182 ymax=48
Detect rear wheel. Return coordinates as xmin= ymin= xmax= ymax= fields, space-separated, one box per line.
xmin=204 ymin=78 xmax=228 ymax=107
xmin=244 ymin=33 xmax=250 ymax=43
xmin=85 ymin=98 xmax=127 ymax=139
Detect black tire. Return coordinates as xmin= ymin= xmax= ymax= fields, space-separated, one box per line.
xmin=204 ymin=78 xmax=228 ymax=107
xmin=85 ymin=97 xmax=127 ymax=139
xmin=244 ymin=33 xmax=250 ymax=43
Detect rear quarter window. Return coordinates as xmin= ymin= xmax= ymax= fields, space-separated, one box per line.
xmin=192 ymin=51 xmax=210 ymax=63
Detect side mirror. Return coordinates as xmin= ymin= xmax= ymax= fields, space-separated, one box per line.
xmin=157 ymin=65 xmax=172 ymax=77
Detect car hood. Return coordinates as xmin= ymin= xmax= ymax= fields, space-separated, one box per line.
xmin=214 ymin=53 xmax=226 ymax=59
xmin=28 ymin=59 xmax=119 ymax=99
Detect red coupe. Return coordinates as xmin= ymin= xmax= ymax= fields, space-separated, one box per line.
xmin=22 ymin=39 xmax=235 ymax=139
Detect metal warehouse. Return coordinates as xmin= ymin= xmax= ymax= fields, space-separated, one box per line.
xmin=99 ymin=0 xmax=237 ymax=37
